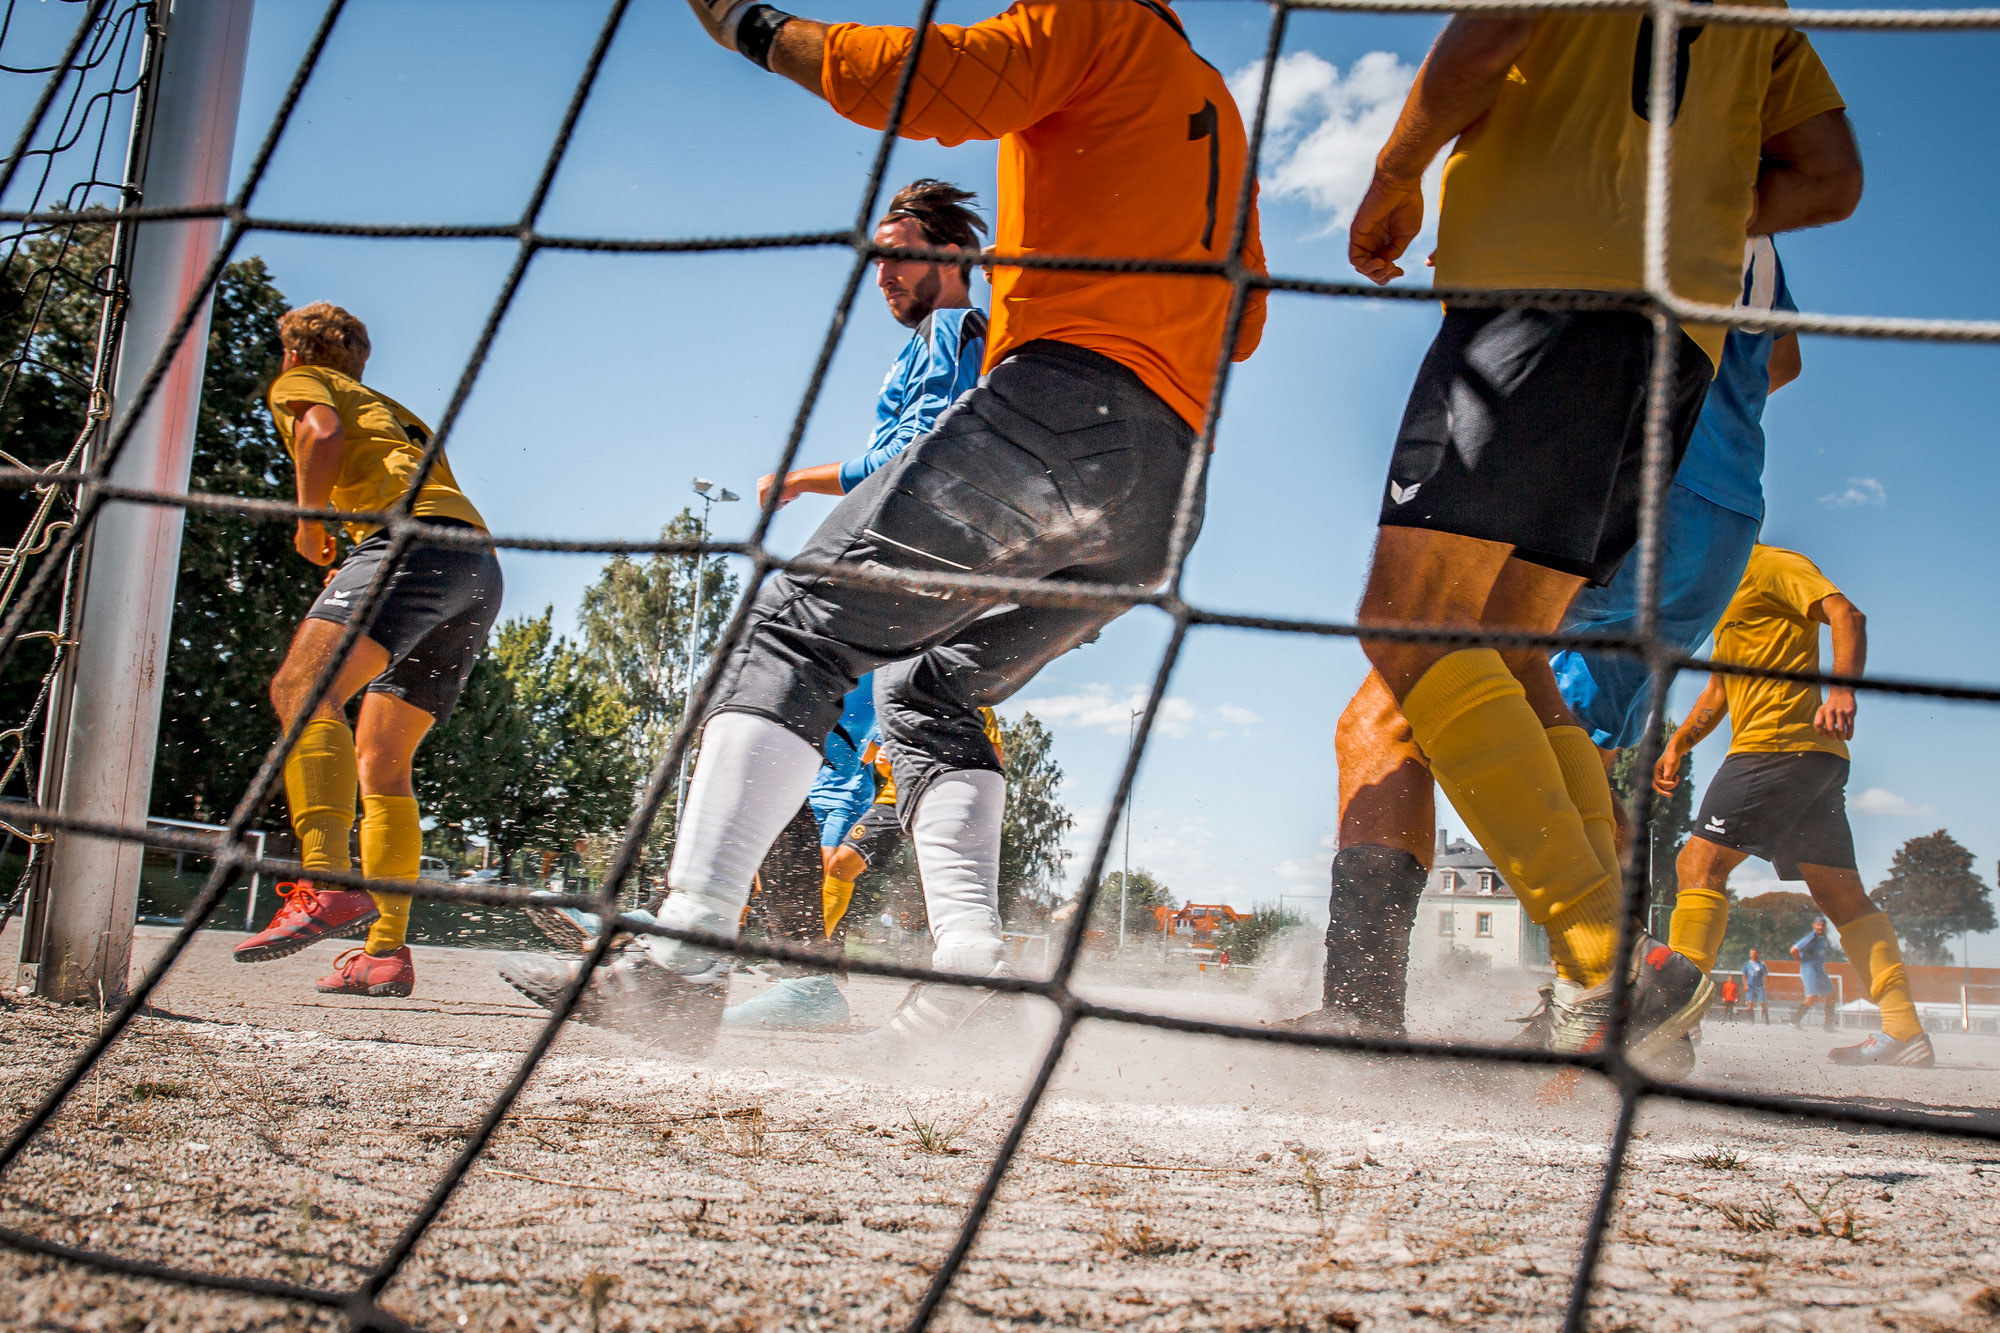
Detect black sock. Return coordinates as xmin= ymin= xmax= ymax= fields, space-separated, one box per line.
xmin=1320 ymin=845 xmax=1427 ymax=1032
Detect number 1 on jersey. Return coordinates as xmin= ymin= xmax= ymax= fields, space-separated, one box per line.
xmin=1188 ymin=99 xmax=1218 ymax=251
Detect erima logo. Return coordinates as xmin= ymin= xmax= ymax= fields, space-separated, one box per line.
xmin=328 ymin=588 xmax=351 ymax=602
xmin=1705 ymin=817 xmax=1727 ymax=832
xmin=1389 ymin=481 xmax=1421 ymax=505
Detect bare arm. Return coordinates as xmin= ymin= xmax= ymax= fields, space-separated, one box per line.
xmin=768 ymin=18 xmax=830 ymax=98
xmin=1751 ymin=109 xmax=1862 ymax=237
xmin=1348 ymin=17 xmax=1535 ymax=284
xmin=1810 ymin=592 xmax=1866 ymax=739
xmin=1766 ymin=333 xmax=1801 ymax=393
xmin=285 ymin=401 xmax=344 ymax=567
xmin=1654 ymin=675 xmax=1728 ymax=795
xmin=756 ymin=461 xmax=844 ymax=510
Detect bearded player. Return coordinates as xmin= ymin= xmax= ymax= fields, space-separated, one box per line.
xmin=233 ymin=303 xmax=501 ymax=998
xmin=500 ymin=0 xmax=1265 ymax=1056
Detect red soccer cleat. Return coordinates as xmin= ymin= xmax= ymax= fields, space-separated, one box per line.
xmin=315 ymin=947 xmax=415 ymax=998
xmin=232 ymin=881 xmax=378 ymax=963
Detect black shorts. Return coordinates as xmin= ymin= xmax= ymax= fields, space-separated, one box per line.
xmin=305 ymin=520 xmax=503 ymax=724
xmin=842 ymin=801 xmax=904 ymax=868
xmin=1692 ymin=751 xmax=1856 ymax=880
xmin=1380 ymin=306 xmax=1713 ymax=584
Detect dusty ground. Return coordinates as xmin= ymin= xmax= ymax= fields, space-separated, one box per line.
xmin=4 ymin=923 xmax=2000 ymax=1332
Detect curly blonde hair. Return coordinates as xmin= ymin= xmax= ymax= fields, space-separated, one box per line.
xmin=278 ymin=301 xmax=371 ymax=380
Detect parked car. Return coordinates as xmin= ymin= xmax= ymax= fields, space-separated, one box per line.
xmin=418 ymin=856 xmax=453 ymax=882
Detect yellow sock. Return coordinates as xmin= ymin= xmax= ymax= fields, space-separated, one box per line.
xmin=1403 ymin=649 xmax=1619 ymax=987
xmin=283 ymin=719 xmax=356 ymax=874
xmin=1547 ymin=725 xmax=1620 ymax=881
xmin=360 ymin=794 xmax=421 ymax=956
xmin=822 ymin=874 xmax=856 ymax=938
xmin=1667 ymin=884 xmax=1730 ymax=973
xmin=1837 ymin=911 xmax=1922 ymax=1042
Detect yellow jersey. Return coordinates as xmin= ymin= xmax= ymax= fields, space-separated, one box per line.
xmin=871 ymin=707 xmax=1005 ymax=806
xmin=1432 ymin=5 xmax=1845 ymax=365
xmin=1712 ymin=544 xmax=1847 ymax=758
xmin=267 ymin=365 xmax=486 ymax=543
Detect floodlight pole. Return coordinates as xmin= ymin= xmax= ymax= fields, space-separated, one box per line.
xmin=22 ymin=0 xmax=254 ymax=1003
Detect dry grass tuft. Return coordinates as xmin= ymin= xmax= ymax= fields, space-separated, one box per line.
xmin=1692 ymin=1146 xmax=1747 ymax=1172
xmin=906 ymin=1104 xmax=981 ymax=1155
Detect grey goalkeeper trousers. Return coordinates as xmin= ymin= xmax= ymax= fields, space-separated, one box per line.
xmin=708 ymin=339 xmax=1202 ymax=819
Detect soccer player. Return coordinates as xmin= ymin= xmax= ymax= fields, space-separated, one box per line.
xmin=232 ymin=303 xmax=502 ymax=998
xmin=1743 ymin=947 xmax=1771 ymax=1022
xmin=1654 ymin=546 xmax=1930 ymax=1066
xmin=1300 ymin=239 xmax=1811 ymax=1043
xmin=505 ymin=181 xmax=993 ymax=1033
xmin=1338 ymin=8 xmax=1855 ymax=1058
xmin=559 ymin=0 xmax=1266 ymax=1055
xmin=1790 ymin=918 xmax=1838 ymax=1028
xmin=757 ymin=178 xmax=987 ymax=513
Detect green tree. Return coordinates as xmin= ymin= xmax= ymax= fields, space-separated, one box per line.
xmin=1215 ymin=901 xmax=1308 ymax=965
xmin=1871 ymin=830 xmax=1996 ymax=965
xmin=997 ymin=712 xmax=1071 ymax=921
xmin=0 ymin=223 xmax=308 ymax=822
xmin=150 ymin=256 xmax=311 ymax=824
xmin=1610 ymin=719 xmax=1694 ymax=911
xmin=0 ymin=220 xmax=123 ymax=798
xmin=421 ymin=610 xmax=639 ymax=878
xmin=1719 ymin=890 xmax=1830 ymax=969
xmin=576 ymin=512 xmax=738 ymax=843
xmin=1091 ymin=866 xmax=1175 ymax=939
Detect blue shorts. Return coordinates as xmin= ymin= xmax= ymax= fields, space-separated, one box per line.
xmin=1744 ymin=982 xmax=1766 ymax=1002
xmin=1550 ymin=484 xmax=1760 ymax=750
xmin=1800 ymin=961 xmax=1834 ymax=997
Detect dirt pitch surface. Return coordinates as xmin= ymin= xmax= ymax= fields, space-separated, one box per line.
xmin=5 ymin=924 xmax=2000 ymax=1332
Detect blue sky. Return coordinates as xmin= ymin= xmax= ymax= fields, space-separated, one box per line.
xmin=9 ymin=1 xmax=2000 ymax=962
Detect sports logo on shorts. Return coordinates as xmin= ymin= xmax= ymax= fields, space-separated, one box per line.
xmin=1388 ymin=481 xmax=1421 ymax=505
xmin=327 ymin=588 xmax=351 ymax=603
xmin=1704 ymin=816 xmax=1727 ymax=833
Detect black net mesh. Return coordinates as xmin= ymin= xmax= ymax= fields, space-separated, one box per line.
xmin=2 ymin=2 xmax=1997 ymax=1330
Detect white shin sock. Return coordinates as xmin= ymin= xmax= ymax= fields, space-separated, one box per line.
xmin=646 ymin=711 xmax=820 ymax=975
xmin=912 ymin=768 xmax=1006 ymax=976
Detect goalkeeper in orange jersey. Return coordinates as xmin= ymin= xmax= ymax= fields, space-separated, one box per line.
xmin=232 ymin=302 xmax=501 ymax=999
xmin=525 ymin=0 xmax=1265 ymax=1056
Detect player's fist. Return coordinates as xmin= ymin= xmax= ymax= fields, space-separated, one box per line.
xmin=685 ymin=0 xmax=758 ymax=51
xmin=1652 ymin=746 xmax=1684 ymax=796
xmin=1814 ymin=687 xmax=1857 ymax=741
xmin=1349 ymin=170 xmax=1424 ymax=286
xmin=295 ymin=519 xmax=336 ymax=567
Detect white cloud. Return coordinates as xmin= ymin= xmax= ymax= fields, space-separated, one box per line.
xmin=1851 ymin=787 xmax=1934 ymax=817
xmin=1008 ymin=685 xmax=1196 ymax=739
xmin=1229 ymin=50 xmax=1424 ymax=235
xmin=1818 ymin=477 xmax=1887 ymax=508
xmin=1006 ymin=686 xmax=1261 ymax=741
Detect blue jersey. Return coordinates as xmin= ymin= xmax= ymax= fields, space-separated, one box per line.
xmin=808 ymin=679 xmax=880 ymax=847
xmin=1671 ymin=239 xmax=1793 ymax=523
xmin=838 ymin=306 xmax=987 ymax=492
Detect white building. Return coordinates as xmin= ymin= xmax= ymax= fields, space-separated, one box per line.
xmin=1412 ymin=831 xmax=1552 ymax=974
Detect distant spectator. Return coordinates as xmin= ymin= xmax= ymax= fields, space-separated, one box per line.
xmin=1742 ymin=949 xmax=1771 ymax=1023
xmin=1721 ymin=976 xmax=1739 ymax=1021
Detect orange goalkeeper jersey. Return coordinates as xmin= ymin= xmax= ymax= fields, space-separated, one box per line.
xmin=823 ymin=0 xmax=1267 ymax=431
